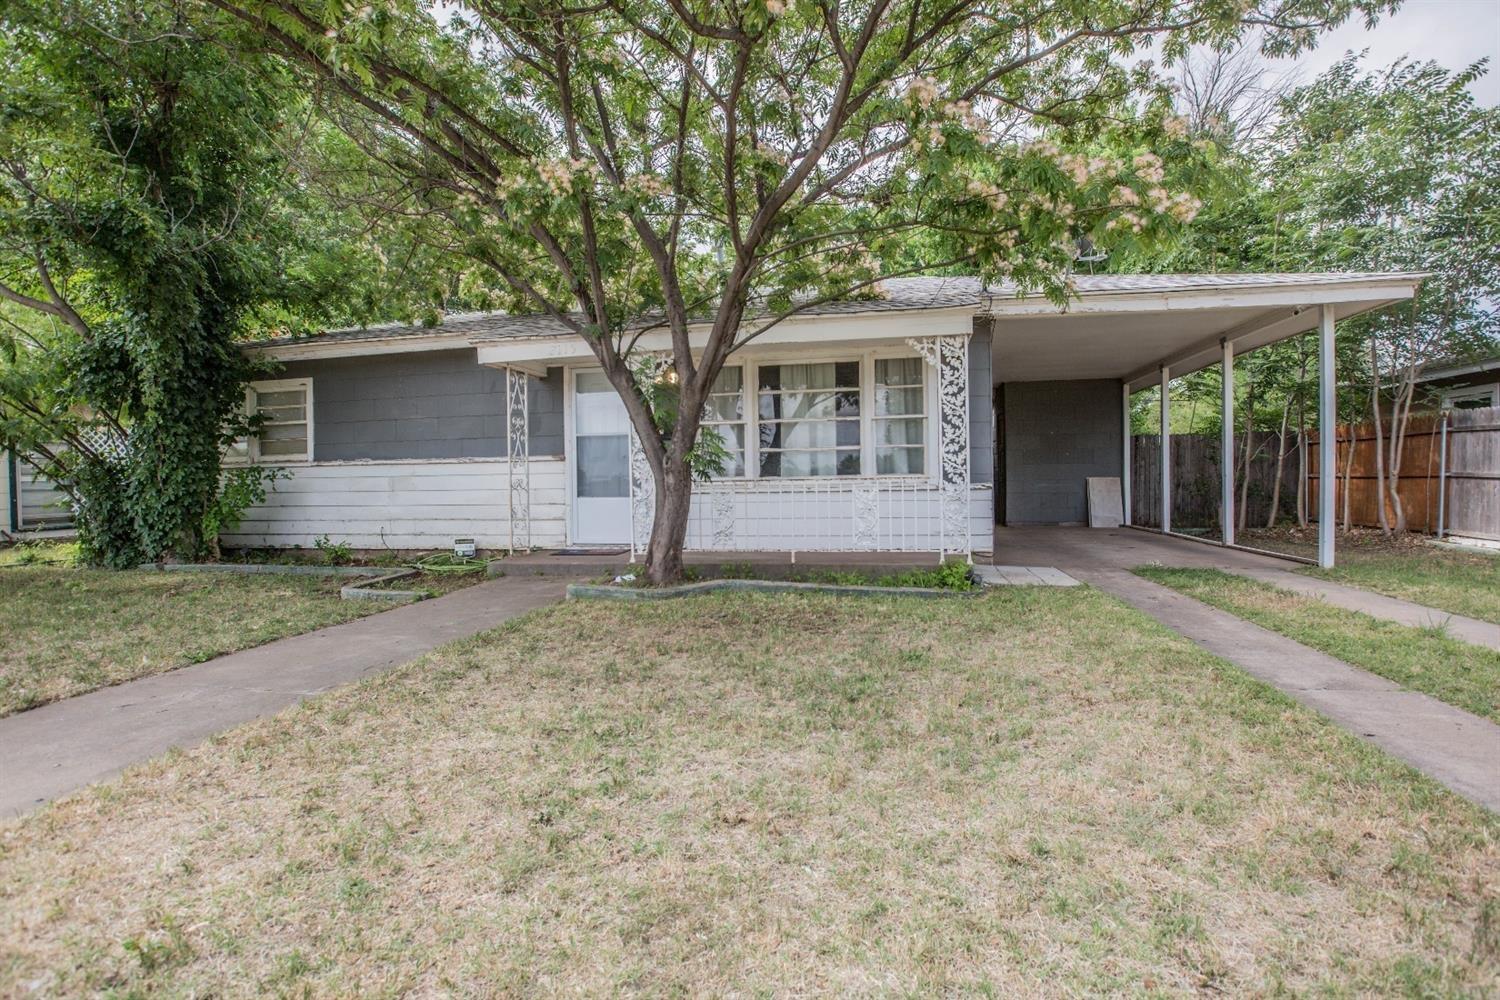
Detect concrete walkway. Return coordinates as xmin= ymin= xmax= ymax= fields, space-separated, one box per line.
xmin=1084 ymin=569 xmax=1500 ymax=812
xmin=1230 ymin=568 xmax=1500 ymax=651
xmin=0 ymin=575 xmax=567 ymax=818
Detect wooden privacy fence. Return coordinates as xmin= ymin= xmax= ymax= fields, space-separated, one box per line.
xmin=1307 ymin=406 xmax=1499 ymax=540
xmin=1445 ymin=406 xmax=1500 ymax=540
xmin=1131 ymin=432 xmax=1301 ymax=530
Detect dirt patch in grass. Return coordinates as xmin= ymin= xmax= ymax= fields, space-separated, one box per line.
xmin=1137 ymin=567 xmax=1500 ymax=722
xmin=0 ymin=568 xmax=393 ymax=716
xmin=1 ymin=590 xmax=1496 ymax=996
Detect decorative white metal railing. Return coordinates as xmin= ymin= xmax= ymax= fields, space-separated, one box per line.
xmin=678 ymin=477 xmax=955 ymax=554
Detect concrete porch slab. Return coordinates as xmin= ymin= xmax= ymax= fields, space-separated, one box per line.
xmin=977 ymin=565 xmax=1081 ymax=587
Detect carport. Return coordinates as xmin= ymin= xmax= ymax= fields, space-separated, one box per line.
xmin=986 ymin=272 xmax=1427 ymax=567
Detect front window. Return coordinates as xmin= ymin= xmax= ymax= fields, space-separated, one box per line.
xmin=226 ymin=378 xmax=313 ymax=465
xmin=702 ymin=366 xmax=747 ymax=477
xmin=756 ymin=361 xmax=862 ymax=477
xmin=873 ymin=357 xmax=926 ymax=475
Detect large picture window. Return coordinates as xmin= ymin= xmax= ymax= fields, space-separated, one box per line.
xmin=641 ymin=351 xmax=932 ymax=482
xmin=226 ymin=378 xmax=313 ymax=465
xmin=756 ymin=360 xmax=862 ymax=477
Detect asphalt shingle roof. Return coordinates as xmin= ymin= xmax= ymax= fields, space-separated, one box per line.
xmin=251 ymin=272 xmax=1421 ymax=349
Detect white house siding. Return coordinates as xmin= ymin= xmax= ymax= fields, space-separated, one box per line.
xmin=220 ymin=457 xmax=566 ymax=551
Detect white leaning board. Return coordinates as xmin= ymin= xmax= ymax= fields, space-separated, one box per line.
xmin=1086 ymin=476 xmax=1123 ymax=528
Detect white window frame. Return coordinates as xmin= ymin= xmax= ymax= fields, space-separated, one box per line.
xmin=702 ymin=366 xmax=749 ymax=479
xmin=1441 ymin=383 xmax=1500 ymax=410
xmin=697 ymin=347 xmax=936 ymax=483
xmin=226 ymin=377 xmax=314 ymax=466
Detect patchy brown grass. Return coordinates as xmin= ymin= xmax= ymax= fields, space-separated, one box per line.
xmin=0 ymin=568 xmax=391 ymax=715
xmin=1138 ymin=567 xmax=1500 ymax=721
xmin=1306 ymin=545 xmax=1500 ymax=626
xmin=1 ymin=589 xmax=1496 ymax=996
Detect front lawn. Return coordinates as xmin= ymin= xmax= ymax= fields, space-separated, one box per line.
xmin=1232 ymin=527 xmax=1500 ymax=624
xmin=0 ymin=567 xmax=391 ymax=716
xmin=1305 ymin=543 xmax=1500 ymax=625
xmin=1 ymin=590 xmax=1495 ymax=996
xmin=1136 ymin=567 xmax=1500 ymax=722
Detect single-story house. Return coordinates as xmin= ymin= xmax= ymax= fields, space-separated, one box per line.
xmin=1415 ymin=355 xmax=1500 ymax=411
xmin=227 ymin=272 xmax=1425 ymax=567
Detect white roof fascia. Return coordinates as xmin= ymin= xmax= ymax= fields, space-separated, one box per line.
xmin=983 ymin=274 xmax=1425 ymax=319
xmin=247 ymin=331 xmax=473 ymax=361
xmin=473 ymin=305 xmax=977 ymax=368
xmin=1415 ymin=357 xmax=1500 ymax=383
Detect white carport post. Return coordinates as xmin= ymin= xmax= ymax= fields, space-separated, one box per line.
xmin=1121 ymin=383 xmax=1132 ymax=526
xmin=1318 ymin=304 xmax=1337 ymax=568
xmin=1220 ymin=338 xmax=1234 ymax=547
xmin=1159 ymin=365 xmax=1171 ymax=535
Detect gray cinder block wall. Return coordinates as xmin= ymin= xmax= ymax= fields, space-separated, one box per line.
xmin=1002 ymin=379 xmax=1122 ymax=524
xmin=279 ymin=350 xmax=564 ymax=461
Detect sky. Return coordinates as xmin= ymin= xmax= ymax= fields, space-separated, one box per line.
xmin=1268 ymin=0 xmax=1500 ymax=105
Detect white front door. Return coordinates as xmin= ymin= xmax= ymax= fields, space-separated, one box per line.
xmin=572 ymin=371 xmax=633 ymax=544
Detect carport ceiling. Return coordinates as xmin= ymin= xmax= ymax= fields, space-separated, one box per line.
xmin=986 ymin=273 xmax=1425 ymax=391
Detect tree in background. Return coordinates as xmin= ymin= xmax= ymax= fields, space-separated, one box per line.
xmin=1263 ymin=55 xmax=1500 ymax=533
xmin=0 ymin=0 xmax=466 ymax=564
xmin=204 ymin=0 xmax=1391 ymax=583
xmin=1122 ymin=51 xmax=1499 ymax=537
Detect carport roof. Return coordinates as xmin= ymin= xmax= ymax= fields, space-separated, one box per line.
xmin=983 ymin=271 xmax=1426 ymax=391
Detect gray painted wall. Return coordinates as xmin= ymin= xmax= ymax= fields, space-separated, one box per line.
xmin=1002 ymin=379 xmax=1121 ymax=524
xmin=276 ymin=331 xmax=996 ymax=479
xmin=968 ymin=318 xmax=994 ymax=486
xmin=279 ymin=350 xmax=564 ymax=461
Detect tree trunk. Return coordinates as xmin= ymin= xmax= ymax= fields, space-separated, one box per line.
xmin=1385 ymin=364 xmax=1416 ymax=535
xmin=1340 ymin=425 xmax=1355 ymax=532
xmin=1295 ymin=429 xmax=1307 ymax=528
xmin=1266 ymin=397 xmax=1292 ymax=529
xmin=1238 ymin=427 xmax=1253 ymax=533
xmin=1368 ymin=339 xmax=1390 ymax=535
xmin=643 ymin=455 xmax=694 ymax=585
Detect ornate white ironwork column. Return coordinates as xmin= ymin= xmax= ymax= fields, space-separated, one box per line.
xmin=506 ymin=367 xmax=530 ymax=552
xmin=852 ymin=484 xmax=879 ymax=549
xmin=627 ymin=354 xmax=669 ymax=559
xmin=711 ymin=489 xmax=736 ymax=549
xmin=908 ymin=334 xmax=971 ymax=559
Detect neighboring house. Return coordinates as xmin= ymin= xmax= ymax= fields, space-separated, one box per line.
xmin=1415 ymin=355 xmax=1500 ymax=411
xmin=1 ymin=450 xmax=73 ymax=539
xmin=226 ymin=272 xmax=1423 ymax=559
